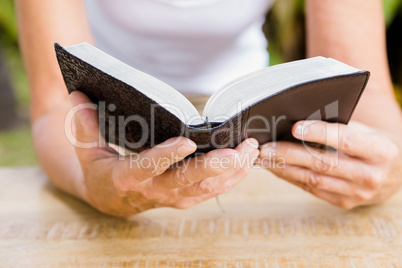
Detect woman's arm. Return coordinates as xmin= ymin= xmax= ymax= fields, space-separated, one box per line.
xmin=306 ymin=0 xmax=402 ymax=135
xmin=17 ymin=0 xmax=259 ymax=216
xmin=16 ymin=0 xmax=93 ymax=121
xmin=261 ymin=0 xmax=402 ymax=209
xmin=16 ymin=0 xmax=94 ymax=197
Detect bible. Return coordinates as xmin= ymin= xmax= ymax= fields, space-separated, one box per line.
xmin=55 ymin=42 xmax=369 ymax=154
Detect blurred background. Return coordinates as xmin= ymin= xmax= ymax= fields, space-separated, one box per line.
xmin=0 ymin=0 xmax=401 ymax=166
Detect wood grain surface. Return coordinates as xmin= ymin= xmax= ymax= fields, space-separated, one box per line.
xmin=0 ymin=167 xmax=402 ymax=267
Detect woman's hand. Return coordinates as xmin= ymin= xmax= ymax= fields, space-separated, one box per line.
xmin=70 ymin=91 xmax=259 ymax=217
xmin=259 ymin=120 xmax=402 ymax=209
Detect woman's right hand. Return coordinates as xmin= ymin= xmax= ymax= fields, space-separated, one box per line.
xmin=70 ymin=91 xmax=259 ymax=217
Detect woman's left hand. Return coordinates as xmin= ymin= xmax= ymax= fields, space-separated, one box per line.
xmin=259 ymin=120 xmax=402 ymax=209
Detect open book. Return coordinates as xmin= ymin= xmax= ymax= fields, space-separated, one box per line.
xmin=55 ymin=42 xmax=369 ymax=154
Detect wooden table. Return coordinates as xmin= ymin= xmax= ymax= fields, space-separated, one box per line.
xmin=0 ymin=167 xmax=402 ymax=267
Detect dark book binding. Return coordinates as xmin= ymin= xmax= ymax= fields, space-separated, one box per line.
xmin=55 ymin=43 xmax=370 ymax=155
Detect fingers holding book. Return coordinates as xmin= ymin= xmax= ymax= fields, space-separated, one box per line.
xmin=159 ymin=138 xmax=260 ymax=209
xmin=115 ymin=137 xmax=259 ymax=212
xmin=259 ymin=120 xmax=401 ymax=210
xmin=68 ymin=91 xmax=260 ymax=216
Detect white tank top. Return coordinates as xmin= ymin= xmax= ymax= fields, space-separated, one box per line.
xmin=84 ymin=0 xmax=274 ymax=95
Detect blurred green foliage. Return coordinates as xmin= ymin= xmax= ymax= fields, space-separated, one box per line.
xmin=267 ymin=0 xmax=402 ymax=62
xmin=0 ymin=126 xmax=37 ymax=166
xmin=384 ymin=0 xmax=402 ymax=26
xmin=0 ymin=0 xmax=36 ymax=166
xmin=265 ymin=0 xmax=305 ymax=65
xmin=0 ymin=0 xmax=17 ymax=45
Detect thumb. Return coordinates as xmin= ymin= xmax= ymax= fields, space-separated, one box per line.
xmin=69 ymin=91 xmax=100 ymax=147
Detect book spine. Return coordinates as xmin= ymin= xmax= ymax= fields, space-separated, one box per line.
xmin=185 ymin=109 xmax=250 ymax=155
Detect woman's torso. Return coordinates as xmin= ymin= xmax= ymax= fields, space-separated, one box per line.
xmin=85 ymin=0 xmax=274 ymax=95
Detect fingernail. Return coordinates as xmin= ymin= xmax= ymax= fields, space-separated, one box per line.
xmin=246 ymin=138 xmax=259 ymax=149
xmin=260 ymin=144 xmax=276 ymax=159
xmin=295 ymin=123 xmax=309 ymax=138
xmin=177 ymin=140 xmax=197 ymax=155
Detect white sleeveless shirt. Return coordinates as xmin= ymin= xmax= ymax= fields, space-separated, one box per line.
xmin=84 ymin=0 xmax=274 ymax=95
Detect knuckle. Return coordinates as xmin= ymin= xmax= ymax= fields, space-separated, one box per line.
xmin=198 ymin=180 xmax=215 ymax=195
xmin=340 ymin=129 xmax=357 ymax=151
xmin=306 ymin=172 xmax=323 ymax=189
xmin=365 ymin=170 xmax=384 ymax=190
xmin=174 ymin=168 xmax=193 ymax=187
xmin=312 ymin=156 xmax=333 ymax=173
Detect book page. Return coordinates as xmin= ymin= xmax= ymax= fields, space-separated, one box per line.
xmin=203 ymin=57 xmax=360 ymax=122
xmin=65 ymin=43 xmax=204 ymax=125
